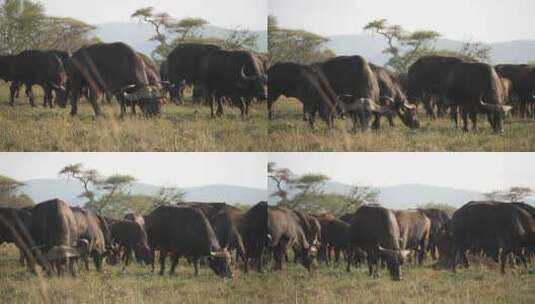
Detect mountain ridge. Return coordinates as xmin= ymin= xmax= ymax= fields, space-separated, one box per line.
xmin=19 ymin=178 xmax=266 ymax=207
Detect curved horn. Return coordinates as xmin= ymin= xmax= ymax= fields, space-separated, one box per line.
xmin=479 ymin=99 xmax=512 ymax=113
xmin=51 ymin=84 xmax=66 ymax=91
xmin=367 ymin=99 xmax=392 ymax=114
xmin=379 ymin=96 xmax=395 ymax=104
xmin=210 ymin=250 xmax=227 ymax=258
xmin=403 ymin=102 xmax=417 ymax=110
xmin=240 ymin=66 xmax=255 ymax=80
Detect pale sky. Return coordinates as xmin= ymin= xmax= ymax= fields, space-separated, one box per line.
xmin=270 ymin=153 xmax=535 ymax=193
xmin=0 ymin=153 xmax=267 ymax=190
xmin=269 ymin=0 xmax=534 ymax=42
xmin=41 ymin=0 xmax=267 ymax=30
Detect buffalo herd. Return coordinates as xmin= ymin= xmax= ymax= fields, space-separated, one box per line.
xmin=1 ymin=199 xmax=534 ymax=281
xmin=0 ymin=42 xmax=268 ymax=119
xmin=2 ymin=42 xmax=535 ymax=133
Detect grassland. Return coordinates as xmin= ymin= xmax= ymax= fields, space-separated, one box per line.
xmin=0 ymin=84 xmax=268 ymax=151
xmin=1 ymin=245 xmax=533 ymax=304
xmin=3 ymin=84 xmax=535 ymax=151
xmin=268 ymin=98 xmax=535 ymax=151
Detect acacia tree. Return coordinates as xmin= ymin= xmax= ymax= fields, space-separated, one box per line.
xmin=338 ymin=183 xmax=379 ymax=214
xmin=59 ymin=163 xmax=100 ymax=205
xmin=364 ymin=19 xmax=441 ymax=75
xmin=268 ymin=162 xmax=293 ymax=203
xmin=0 ymin=175 xmax=34 ymax=208
xmin=0 ymin=0 xmax=99 ymax=54
xmin=484 ymin=187 xmax=534 ymax=202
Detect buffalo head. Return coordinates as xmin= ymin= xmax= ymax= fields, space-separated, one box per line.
xmin=343 ymin=97 xmax=394 ymax=131
xmin=377 ymin=245 xmax=411 ymax=281
xmin=240 ymin=66 xmax=268 ymax=101
xmin=479 ymin=99 xmax=512 ymax=133
xmin=208 ymin=247 xmax=233 ymax=278
xmin=121 ymin=84 xmax=162 ymax=117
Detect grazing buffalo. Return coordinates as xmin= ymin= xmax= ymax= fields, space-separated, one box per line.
xmin=394 ymin=209 xmax=431 ymax=265
xmin=495 ymin=64 xmax=535 ymax=118
xmin=419 ymin=208 xmax=451 ymax=260
xmin=346 ymin=205 xmax=410 ymax=280
xmin=0 ymin=207 xmax=33 ymax=266
xmin=166 ymin=43 xmax=221 ymax=104
xmin=65 ymin=42 xmax=161 ymax=117
xmin=201 ymin=49 xmax=267 ymax=118
xmin=315 ymin=214 xmax=349 ymax=265
xmin=267 ymin=206 xmax=318 ymax=270
xmin=369 ymin=63 xmax=420 ymax=129
xmin=208 ymin=208 xmax=246 ymax=263
xmin=9 ymin=50 xmax=68 ymax=107
xmin=320 ymin=55 xmax=396 ymax=130
xmin=137 ymin=53 xmax=165 ymax=105
xmin=30 ymin=199 xmax=79 ymax=276
xmin=110 ymin=220 xmax=153 ymax=268
xmin=145 ymin=205 xmax=232 ymax=277
xmin=449 ymin=201 xmax=535 ymax=273
xmin=408 ymin=56 xmax=512 ymax=132
xmin=240 ymin=201 xmax=268 ymax=272
xmin=70 ymin=207 xmax=108 ymax=271
xmin=267 ymin=62 xmax=338 ymax=128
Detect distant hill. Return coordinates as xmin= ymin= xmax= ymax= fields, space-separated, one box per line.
xmin=326 ymin=34 xmax=535 ymax=65
xmin=20 ymin=179 xmax=266 ymax=206
xmin=91 ymin=22 xmax=267 ymax=56
xmin=268 ymin=179 xmax=535 ymax=209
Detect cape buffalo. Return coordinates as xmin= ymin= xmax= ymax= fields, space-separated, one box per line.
xmin=65 ymin=42 xmax=161 ymax=117
xmin=145 ymin=205 xmax=232 ymax=278
xmin=320 ymin=55 xmax=396 ymax=131
xmin=408 ymin=56 xmax=512 ymax=132
xmin=110 ymin=220 xmax=153 ymax=268
xmin=370 ymin=63 xmax=420 ymax=129
xmin=240 ymin=201 xmax=268 ymax=272
xmin=267 ymin=206 xmax=318 ymax=270
xmin=166 ymin=43 xmax=221 ymax=104
xmin=267 ymin=62 xmax=338 ymax=128
xmin=201 ymin=49 xmax=267 ymax=118
xmin=394 ymin=209 xmax=431 ymax=265
xmin=315 ymin=214 xmax=349 ymax=265
xmin=0 ymin=207 xmax=33 ymax=266
xmin=495 ymin=64 xmax=535 ymax=118
xmin=30 ymin=199 xmax=79 ymax=276
xmin=346 ymin=205 xmax=410 ymax=280
xmin=9 ymin=50 xmax=68 ymax=108
xmin=449 ymin=201 xmax=535 ymax=273
xmin=208 ymin=207 xmax=246 ymax=264
xmin=70 ymin=207 xmax=108 ymax=271
xmin=419 ymin=208 xmax=451 ymax=260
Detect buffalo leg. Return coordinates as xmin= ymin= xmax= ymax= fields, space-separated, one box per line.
xmin=217 ymin=96 xmax=224 ymax=117
xmin=159 ymin=249 xmax=168 ymax=275
xmin=193 ymin=258 xmax=200 ymax=276
xmin=500 ymin=249 xmax=509 ymax=274
xmin=89 ymin=90 xmax=102 ymax=116
xmin=25 ymin=84 xmax=35 ymax=107
xmin=9 ymin=81 xmax=19 ymax=106
xmin=461 ymin=108 xmax=469 ymax=132
xmin=469 ymin=110 xmax=478 ymax=131
xmin=169 ymin=254 xmax=179 ymax=276
xmin=372 ymin=113 xmax=381 ymax=130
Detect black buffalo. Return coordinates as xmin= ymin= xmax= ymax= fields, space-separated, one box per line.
xmin=369 ymin=63 xmax=420 ymax=129
xmin=495 ymin=64 xmax=535 ymax=118
xmin=320 ymin=55 xmax=395 ymax=130
xmin=9 ymin=50 xmax=68 ymax=107
xmin=408 ymin=56 xmax=512 ymax=132
xmin=346 ymin=205 xmax=410 ymax=280
xmin=110 ymin=220 xmax=152 ymax=268
xmin=166 ymin=43 xmax=221 ymax=104
xmin=145 ymin=205 xmax=232 ymax=277
xmin=30 ymin=199 xmax=79 ymax=276
xmin=267 ymin=206 xmax=318 ymax=270
xmin=70 ymin=207 xmax=108 ymax=271
xmin=65 ymin=42 xmax=161 ymax=117
xmin=449 ymin=201 xmax=535 ymax=273
xmin=268 ymin=62 xmax=338 ymax=128
xmin=419 ymin=208 xmax=451 ymax=260
xmin=201 ymin=49 xmax=267 ymax=118
xmin=240 ymin=201 xmax=268 ymax=272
